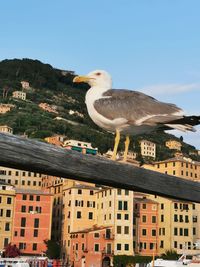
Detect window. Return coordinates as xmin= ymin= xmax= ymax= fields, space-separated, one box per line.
xmin=4 ymin=238 xmax=9 ymax=247
xmin=161 ymin=214 xmax=164 ymax=222
xmin=124 ymin=214 xmax=129 ymax=220
xmin=117 ymin=226 xmax=122 ymax=234
xmin=117 ymin=213 xmax=121 ymax=220
xmin=124 ymin=201 xmax=128 ymax=210
xmin=29 ymin=195 xmax=34 ymax=201
xmin=22 ymin=194 xmax=27 ymax=200
xmin=94 ymin=233 xmax=100 ymax=238
xmin=34 ymin=229 xmax=38 ymax=237
xmin=193 ymin=227 xmax=196 ymax=235
xmin=152 ymin=216 xmax=156 ymax=223
xmin=174 ymin=214 xmax=178 ymax=222
xmin=174 ymin=228 xmax=178 ymax=236
xmin=142 ymin=215 xmax=147 ymax=223
xmin=5 ymin=222 xmax=10 ymax=231
xmin=124 ymin=226 xmax=129 ymax=234
xmin=21 ymin=218 xmax=26 ymax=227
xmin=19 ymin=243 xmax=26 ymax=250
xmin=179 ymin=228 xmax=183 ymax=236
xmin=20 ymin=229 xmax=25 ymax=237
xmin=117 ymin=243 xmax=121 ymax=250
xmin=27 ymin=181 xmax=31 ymax=186
xmin=0 ymin=209 xmax=3 ymax=216
xmin=118 ymin=201 xmax=122 ymax=210
xmin=29 ymin=206 xmax=33 ymax=212
xmin=7 ymin=197 xmax=12 ymax=204
xmin=32 ymin=243 xmax=37 ymax=251
xmin=36 ymin=196 xmax=40 ymax=201
xmin=21 ymin=206 xmax=26 ymax=213
xmin=22 ymin=180 xmax=25 ymax=185
xmin=150 ymin=243 xmax=154 ymax=250
xmin=117 ymin=189 xmax=121 ymax=195
xmin=142 ymin=229 xmax=147 ymax=236
xmin=161 ymin=203 xmax=164 ymax=209
xmin=78 ymin=189 xmax=82 ymax=194
xmin=160 ymin=240 xmax=164 ymax=248
xmin=184 ymin=228 xmax=189 ymax=236
xmin=174 ymin=241 xmax=177 ymax=248
xmin=152 ymin=229 xmax=156 ymax=236
xmin=88 ymin=212 xmax=93 ymax=219
xmin=90 ymin=190 xmax=94 ymax=195
xmin=34 ymin=218 xmax=39 ymax=228
xmin=6 ymin=210 xmax=11 ymax=217
xmin=125 ymin=190 xmax=129 ymax=195
xmin=82 ymin=243 xmax=85 ymax=251
xmin=94 ymin=244 xmax=99 ymax=252
xmin=142 ymin=203 xmax=146 ymax=209
xmin=124 ymin=244 xmax=129 ymax=251
xmin=77 ymin=211 xmax=81 ymax=219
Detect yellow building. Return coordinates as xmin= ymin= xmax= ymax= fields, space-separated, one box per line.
xmin=166 ymin=140 xmax=182 ymax=151
xmin=143 ymin=157 xmax=200 ymax=181
xmin=0 ymin=166 xmax=43 ymax=190
xmin=62 ymin=184 xmax=99 ymax=260
xmin=0 ymin=125 xmax=13 ymax=134
xmin=0 ymin=104 xmax=15 ymax=114
xmin=140 ymin=140 xmax=156 ymax=159
xmin=0 ymin=182 xmax=15 ymax=251
xmin=147 ymin=194 xmax=197 ymax=255
xmin=96 ymin=188 xmax=134 ymax=256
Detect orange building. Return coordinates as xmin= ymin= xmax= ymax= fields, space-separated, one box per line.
xmin=70 ymin=225 xmax=114 ymax=267
xmin=12 ymin=189 xmax=53 ymax=256
xmin=44 ymin=135 xmax=65 ymax=147
xmin=133 ymin=195 xmax=159 ymax=256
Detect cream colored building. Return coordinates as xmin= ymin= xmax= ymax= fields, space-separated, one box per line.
xmin=143 ymin=157 xmax=200 ymax=181
xmin=166 ymin=140 xmax=182 ymax=151
xmin=96 ymin=188 xmax=134 ymax=256
xmin=0 ymin=166 xmax=43 ymax=190
xmin=140 ymin=140 xmax=156 ymax=159
xmin=147 ymin=194 xmax=198 ymax=255
xmin=0 ymin=104 xmax=15 ymax=114
xmin=0 ymin=125 xmax=13 ymax=134
xmin=0 ymin=182 xmax=15 ymax=251
xmin=20 ymin=81 xmax=30 ymax=90
xmin=12 ymin=91 xmax=26 ymax=100
xmin=62 ymin=184 xmax=99 ymax=260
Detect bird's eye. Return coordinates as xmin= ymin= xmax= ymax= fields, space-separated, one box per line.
xmin=96 ymin=72 xmax=101 ymax=76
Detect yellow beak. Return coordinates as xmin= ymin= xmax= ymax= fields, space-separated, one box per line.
xmin=73 ymin=76 xmax=91 ymax=83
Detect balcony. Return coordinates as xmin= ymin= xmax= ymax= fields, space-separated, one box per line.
xmin=102 ymin=249 xmax=114 ymax=256
xmin=103 ymin=234 xmax=114 ymax=240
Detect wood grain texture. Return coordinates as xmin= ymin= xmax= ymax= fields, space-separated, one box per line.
xmin=0 ymin=133 xmax=200 ymax=202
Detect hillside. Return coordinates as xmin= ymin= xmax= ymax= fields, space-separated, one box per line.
xmin=0 ymin=58 xmax=199 ymax=161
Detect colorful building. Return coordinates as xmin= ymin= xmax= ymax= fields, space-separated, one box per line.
xmin=12 ymin=91 xmax=26 ymax=101
xmin=143 ymin=157 xmax=200 ymax=181
xmin=62 ymin=184 xmax=99 ymax=261
xmin=63 ymin=139 xmax=98 ymax=155
xmin=11 ymin=189 xmax=53 ymax=256
xmin=0 ymin=125 xmax=13 ymax=134
xmin=133 ymin=195 xmax=159 ymax=256
xmin=0 ymin=167 xmax=43 ymax=190
xmin=140 ymin=140 xmax=156 ymax=159
xmin=0 ymin=182 xmax=15 ymax=252
xmin=0 ymin=104 xmax=15 ymax=114
xmin=96 ymin=188 xmax=134 ymax=256
xmin=45 ymin=135 xmax=66 ymax=147
xmin=70 ymin=225 xmax=114 ymax=267
xmin=166 ymin=140 xmax=182 ymax=151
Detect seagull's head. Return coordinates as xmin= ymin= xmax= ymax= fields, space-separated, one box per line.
xmin=73 ymin=70 xmax=112 ymax=89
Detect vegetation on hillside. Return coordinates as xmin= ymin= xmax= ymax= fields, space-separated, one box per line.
xmin=0 ymin=58 xmax=199 ymax=160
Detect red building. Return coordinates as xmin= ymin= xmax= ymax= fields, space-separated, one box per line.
xmin=12 ymin=189 xmax=53 ymax=256
xmin=70 ymin=225 xmax=114 ymax=267
xmin=133 ymin=196 xmax=159 ymax=256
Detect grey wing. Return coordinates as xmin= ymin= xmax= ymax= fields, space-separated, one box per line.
xmin=93 ymin=89 xmax=184 ymax=125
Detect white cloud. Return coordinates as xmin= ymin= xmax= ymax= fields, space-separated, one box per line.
xmin=140 ymin=83 xmax=200 ymax=96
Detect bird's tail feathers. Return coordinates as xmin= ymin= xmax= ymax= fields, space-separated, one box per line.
xmin=165 ymin=124 xmax=196 ymax=132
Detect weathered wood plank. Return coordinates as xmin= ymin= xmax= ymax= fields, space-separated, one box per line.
xmin=0 ymin=133 xmax=200 ymax=202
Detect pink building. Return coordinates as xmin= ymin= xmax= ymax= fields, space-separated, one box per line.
xmin=133 ymin=196 xmax=159 ymax=256
xmin=70 ymin=225 xmax=114 ymax=267
xmin=12 ymin=189 xmax=53 ymax=256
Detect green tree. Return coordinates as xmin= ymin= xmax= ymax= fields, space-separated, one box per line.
xmin=161 ymin=249 xmax=179 ymax=260
xmin=44 ymin=239 xmax=61 ymax=259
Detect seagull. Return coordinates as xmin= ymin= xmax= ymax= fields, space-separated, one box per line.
xmin=73 ymin=70 xmax=200 ymax=161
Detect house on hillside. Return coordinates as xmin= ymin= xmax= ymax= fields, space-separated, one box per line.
xmin=12 ymin=91 xmax=26 ymax=101
xmin=0 ymin=125 xmax=13 ymax=134
xmin=140 ymin=140 xmax=156 ymax=159
xmin=0 ymin=104 xmax=15 ymax=114
xmin=166 ymin=140 xmax=182 ymax=151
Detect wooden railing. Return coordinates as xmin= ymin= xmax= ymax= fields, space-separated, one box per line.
xmin=0 ymin=133 xmax=200 ymax=202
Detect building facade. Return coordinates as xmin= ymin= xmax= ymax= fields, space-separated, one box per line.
xmin=0 ymin=182 xmax=15 ymax=252
xmin=11 ymin=189 xmax=53 ymax=256
xmin=63 ymin=140 xmax=98 ymax=155
xmin=12 ymin=91 xmax=26 ymax=101
xmin=0 ymin=125 xmax=13 ymax=134
xmin=166 ymin=140 xmax=182 ymax=151
xmin=140 ymin=140 xmax=156 ymax=159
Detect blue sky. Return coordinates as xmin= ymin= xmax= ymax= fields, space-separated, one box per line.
xmin=1 ymin=0 xmax=200 ymax=148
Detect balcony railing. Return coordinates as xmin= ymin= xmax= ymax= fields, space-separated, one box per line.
xmin=102 ymin=249 xmax=114 ymax=256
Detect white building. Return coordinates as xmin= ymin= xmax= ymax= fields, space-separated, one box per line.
xmin=140 ymin=140 xmax=156 ymax=159
xmin=12 ymin=91 xmax=26 ymax=101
